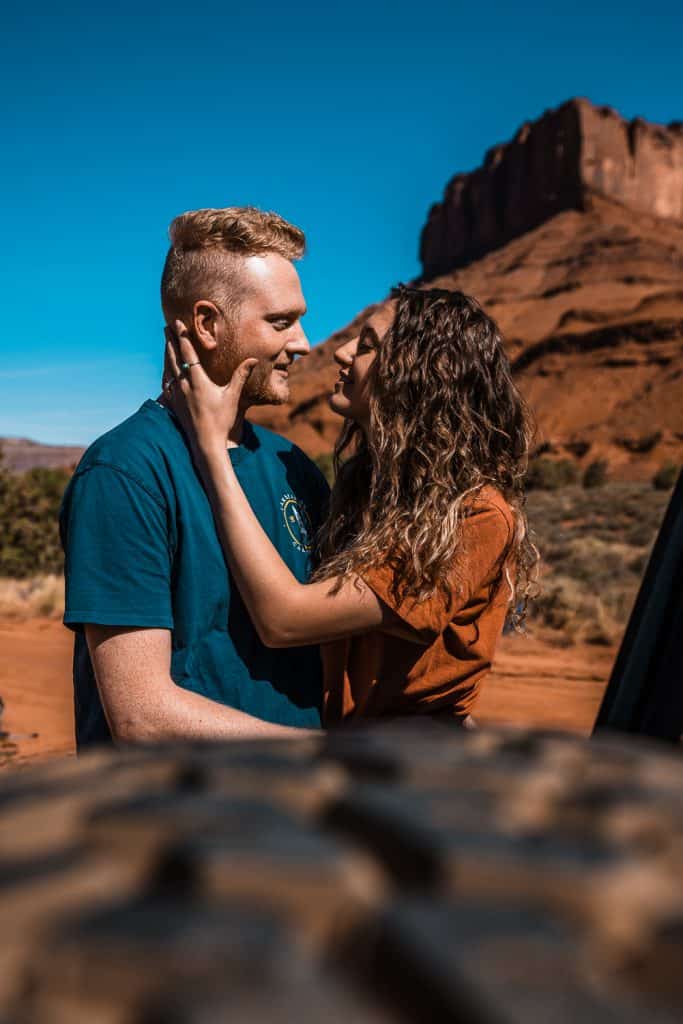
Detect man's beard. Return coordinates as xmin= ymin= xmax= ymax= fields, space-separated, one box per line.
xmin=212 ymin=334 xmax=288 ymax=406
xmin=242 ymin=360 xmax=288 ymax=406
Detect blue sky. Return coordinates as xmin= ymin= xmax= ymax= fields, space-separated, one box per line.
xmin=2 ymin=0 xmax=681 ymax=445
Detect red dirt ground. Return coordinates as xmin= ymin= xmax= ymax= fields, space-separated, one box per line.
xmin=0 ymin=620 xmax=614 ymax=768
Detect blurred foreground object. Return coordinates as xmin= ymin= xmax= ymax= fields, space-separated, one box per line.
xmin=0 ymin=722 xmax=681 ymax=1022
xmin=595 ymin=469 xmax=683 ymax=741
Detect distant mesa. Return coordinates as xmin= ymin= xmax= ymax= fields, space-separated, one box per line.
xmin=0 ymin=437 xmax=85 ymax=473
xmin=420 ymin=98 xmax=683 ymax=279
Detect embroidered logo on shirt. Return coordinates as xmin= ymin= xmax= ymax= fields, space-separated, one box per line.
xmin=280 ymin=493 xmax=313 ymax=552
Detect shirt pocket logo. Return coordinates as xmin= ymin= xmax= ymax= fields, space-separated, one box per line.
xmin=280 ymin=493 xmax=313 ymax=552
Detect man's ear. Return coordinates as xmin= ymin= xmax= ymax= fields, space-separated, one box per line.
xmin=191 ymin=301 xmax=222 ymax=351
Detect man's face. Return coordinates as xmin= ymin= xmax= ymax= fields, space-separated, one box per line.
xmin=216 ymin=253 xmax=310 ymax=407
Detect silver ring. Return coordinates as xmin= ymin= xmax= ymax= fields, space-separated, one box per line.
xmin=181 ymin=361 xmax=200 ymax=372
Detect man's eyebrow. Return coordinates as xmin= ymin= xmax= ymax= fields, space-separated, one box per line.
xmin=266 ymin=306 xmax=307 ymax=319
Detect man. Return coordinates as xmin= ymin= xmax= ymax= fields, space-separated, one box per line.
xmin=60 ymin=207 xmax=329 ymax=747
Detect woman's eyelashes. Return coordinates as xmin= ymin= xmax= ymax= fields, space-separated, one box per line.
xmin=359 ymin=324 xmax=381 ymax=350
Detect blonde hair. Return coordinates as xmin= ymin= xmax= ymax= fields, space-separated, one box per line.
xmin=161 ymin=206 xmax=305 ymax=323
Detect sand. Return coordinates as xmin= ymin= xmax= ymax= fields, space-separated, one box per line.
xmin=0 ymin=619 xmax=75 ymax=766
xmin=475 ymin=634 xmax=613 ymax=734
xmin=0 ymin=620 xmax=613 ymax=769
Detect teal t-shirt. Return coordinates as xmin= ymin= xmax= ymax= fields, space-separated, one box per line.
xmin=59 ymin=400 xmax=329 ymax=747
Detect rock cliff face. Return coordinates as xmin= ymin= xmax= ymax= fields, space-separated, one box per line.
xmin=250 ymin=193 xmax=683 ymax=479
xmin=250 ymin=100 xmax=683 ymax=481
xmin=420 ymin=99 xmax=683 ymax=279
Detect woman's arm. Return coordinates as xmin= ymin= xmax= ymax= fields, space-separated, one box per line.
xmin=199 ymin=444 xmax=389 ymax=646
xmin=165 ymin=325 xmax=409 ymax=648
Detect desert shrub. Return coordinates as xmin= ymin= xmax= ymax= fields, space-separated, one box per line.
xmin=0 ymin=574 xmax=64 ymax=619
xmin=564 ymin=440 xmax=591 ymax=458
xmin=652 ymin=462 xmax=679 ymax=491
xmin=619 ymin=431 xmax=662 ymax=454
xmin=0 ymin=448 xmax=70 ymax=578
xmin=627 ymin=551 xmax=649 ymax=576
xmin=582 ymin=459 xmax=608 ymax=489
xmin=526 ymin=457 xmax=579 ymax=491
xmin=314 ymin=452 xmax=335 ymax=486
xmin=524 ymin=483 xmax=669 ymax=645
xmin=550 ymin=536 xmax=636 ymax=586
xmin=532 ymin=575 xmax=586 ymax=633
xmin=532 ymin=576 xmax=616 ymax=645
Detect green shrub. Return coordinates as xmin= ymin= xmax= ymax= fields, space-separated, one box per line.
xmin=526 ymin=457 xmax=579 ymax=491
xmin=582 ymin=459 xmax=608 ymax=489
xmin=652 ymin=462 xmax=679 ymax=491
xmin=0 ymin=448 xmax=71 ymax=578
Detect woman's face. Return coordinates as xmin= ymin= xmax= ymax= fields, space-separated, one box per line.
xmin=328 ymin=304 xmax=395 ymax=428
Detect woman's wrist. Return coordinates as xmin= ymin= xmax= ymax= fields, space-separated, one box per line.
xmin=194 ymin=432 xmax=227 ymax=461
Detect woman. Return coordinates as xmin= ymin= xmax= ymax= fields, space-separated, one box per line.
xmin=165 ymin=285 xmax=536 ymax=727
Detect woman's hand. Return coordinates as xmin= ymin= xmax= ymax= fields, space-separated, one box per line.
xmin=163 ymin=320 xmax=257 ymax=457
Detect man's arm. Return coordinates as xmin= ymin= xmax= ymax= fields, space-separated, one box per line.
xmin=85 ymin=625 xmax=318 ymax=743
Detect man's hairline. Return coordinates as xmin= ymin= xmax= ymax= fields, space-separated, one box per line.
xmin=172 ymin=247 xmax=303 ymax=319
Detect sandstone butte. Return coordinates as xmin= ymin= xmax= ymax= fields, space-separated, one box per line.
xmin=249 ymin=97 xmax=683 ymax=481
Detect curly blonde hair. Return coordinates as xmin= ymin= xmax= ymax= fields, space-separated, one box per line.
xmin=160 ymin=206 xmax=305 ymax=323
xmin=313 ymin=285 xmax=538 ymax=628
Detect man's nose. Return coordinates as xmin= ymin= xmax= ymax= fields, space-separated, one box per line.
xmin=286 ymin=323 xmax=310 ymax=356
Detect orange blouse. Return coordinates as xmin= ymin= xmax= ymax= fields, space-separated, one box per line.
xmin=322 ymin=487 xmax=515 ymax=725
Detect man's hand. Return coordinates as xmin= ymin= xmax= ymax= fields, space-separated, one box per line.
xmin=85 ymin=625 xmax=318 ymax=742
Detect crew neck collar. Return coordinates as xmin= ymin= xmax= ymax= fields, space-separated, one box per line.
xmin=144 ymin=399 xmax=259 ymax=463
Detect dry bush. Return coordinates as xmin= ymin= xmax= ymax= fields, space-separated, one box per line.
xmin=526 ymin=457 xmax=579 ymax=491
xmin=532 ymin=575 xmax=625 ymax=646
xmin=582 ymin=459 xmax=608 ymax=489
xmin=0 ymin=575 xmax=65 ymax=620
xmin=652 ymin=463 xmax=679 ymax=491
xmin=526 ymin=484 xmax=670 ymax=646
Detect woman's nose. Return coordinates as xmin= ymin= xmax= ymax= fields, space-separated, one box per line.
xmin=334 ymin=338 xmax=357 ymax=367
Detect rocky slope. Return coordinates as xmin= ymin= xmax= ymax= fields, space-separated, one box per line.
xmin=250 ymin=100 xmax=683 ymax=479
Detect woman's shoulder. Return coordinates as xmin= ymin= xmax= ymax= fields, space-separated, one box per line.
xmin=466 ymin=485 xmax=515 ymax=531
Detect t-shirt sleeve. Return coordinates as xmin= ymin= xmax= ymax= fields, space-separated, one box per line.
xmin=61 ymin=464 xmax=174 ymax=631
xmin=360 ymin=503 xmax=513 ymax=642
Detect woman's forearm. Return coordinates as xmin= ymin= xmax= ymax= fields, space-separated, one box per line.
xmin=198 ymin=444 xmax=308 ymax=645
xmin=190 ymin=442 xmax=387 ymax=649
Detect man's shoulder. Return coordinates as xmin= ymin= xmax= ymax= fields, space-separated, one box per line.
xmin=73 ymin=401 xmax=182 ymax=486
xmin=249 ymin=421 xmax=301 ymax=454
xmin=247 ymin=422 xmax=330 ymax=503
xmin=249 ymin=423 xmax=323 ymax=471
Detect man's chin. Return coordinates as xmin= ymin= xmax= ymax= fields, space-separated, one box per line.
xmin=245 ymin=381 xmax=290 ymax=407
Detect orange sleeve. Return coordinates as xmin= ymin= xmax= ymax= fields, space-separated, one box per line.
xmin=360 ymin=502 xmax=513 ymax=642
